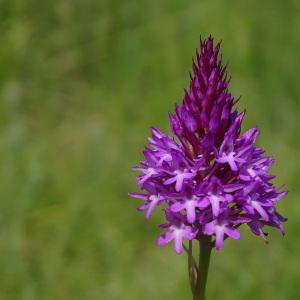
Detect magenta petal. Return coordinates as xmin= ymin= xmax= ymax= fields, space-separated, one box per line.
xmin=137 ymin=204 xmax=147 ymax=211
xmin=227 ymin=155 xmax=238 ymax=171
xmin=170 ymin=202 xmax=185 ymax=212
xmin=215 ymin=226 xmax=225 ymax=250
xmin=173 ymin=232 xmax=183 ymax=254
xmin=210 ymin=195 xmax=220 ymax=217
xmin=157 ymin=232 xmax=173 ymax=246
xmin=164 ymin=176 xmax=177 ymax=185
xmin=252 ymin=202 xmax=269 ymax=221
xmin=186 ymin=201 xmax=196 ymax=223
xmin=182 ymin=227 xmax=198 ymax=240
xmin=175 ymin=175 xmax=185 ymax=192
xmin=145 ymin=202 xmax=157 ymax=219
xmin=128 ymin=193 xmax=148 ymax=200
xmin=203 ymin=221 xmax=215 ymax=235
xmin=224 ymin=227 xmax=241 ymax=240
xmin=198 ymin=197 xmax=210 ymax=208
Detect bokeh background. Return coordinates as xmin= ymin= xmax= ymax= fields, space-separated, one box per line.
xmin=0 ymin=0 xmax=299 ymax=299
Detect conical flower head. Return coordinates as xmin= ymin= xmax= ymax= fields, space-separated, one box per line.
xmin=130 ymin=36 xmax=287 ymax=253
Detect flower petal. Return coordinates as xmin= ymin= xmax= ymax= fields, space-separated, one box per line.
xmin=157 ymin=231 xmax=173 ymax=246
xmin=224 ymin=227 xmax=241 ymax=240
xmin=215 ymin=226 xmax=225 ymax=250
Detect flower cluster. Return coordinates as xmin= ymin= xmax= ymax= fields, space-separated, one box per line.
xmin=130 ymin=36 xmax=287 ymax=253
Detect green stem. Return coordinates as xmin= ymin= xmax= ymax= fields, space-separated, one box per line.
xmin=198 ymin=237 xmax=212 ymax=299
xmin=192 ymin=237 xmax=212 ymax=300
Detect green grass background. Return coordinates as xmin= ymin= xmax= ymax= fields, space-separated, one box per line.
xmin=0 ymin=0 xmax=299 ymax=299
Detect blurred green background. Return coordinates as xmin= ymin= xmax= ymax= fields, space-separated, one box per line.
xmin=0 ymin=0 xmax=299 ymax=299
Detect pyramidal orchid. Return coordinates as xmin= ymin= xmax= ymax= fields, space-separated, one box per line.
xmin=129 ymin=36 xmax=287 ymax=299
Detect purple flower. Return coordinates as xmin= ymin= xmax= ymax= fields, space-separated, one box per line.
xmin=130 ymin=36 xmax=287 ymax=253
xmin=129 ymin=191 xmax=166 ymax=219
xmin=157 ymin=211 xmax=198 ymax=254
xmin=203 ymin=214 xmax=241 ymax=250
